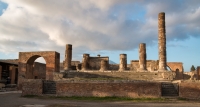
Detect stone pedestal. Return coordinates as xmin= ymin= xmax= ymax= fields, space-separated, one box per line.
xmin=138 ymin=43 xmax=147 ymax=72
xmin=119 ymin=54 xmax=127 ymax=71
xmin=64 ymin=44 xmax=72 ymax=71
xmin=158 ymin=12 xmax=167 ymax=71
xmin=197 ymin=66 xmax=200 ymax=80
xmin=82 ymin=54 xmax=90 ymax=71
xmin=0 ymin=65 xmax=2 ymax=80
xmin=100 ymin=60 xmax=108 ymax=71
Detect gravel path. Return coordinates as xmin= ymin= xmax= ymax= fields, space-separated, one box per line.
xmin=1 ymin=91 xmax=200 ymax=107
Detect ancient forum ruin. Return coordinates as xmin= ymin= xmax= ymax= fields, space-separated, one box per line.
xmin=1 ymin=12 xmax=200 ymax=99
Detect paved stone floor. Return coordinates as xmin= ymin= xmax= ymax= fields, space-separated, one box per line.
xmin=1 ymin=91 xmax=200 ymax=107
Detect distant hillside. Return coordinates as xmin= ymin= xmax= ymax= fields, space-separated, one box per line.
xmin=109 ymin=60 xmax=117 ymax=64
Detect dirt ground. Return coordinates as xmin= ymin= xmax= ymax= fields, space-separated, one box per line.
xmin=1 ymin=91 xmax=200 ymax=107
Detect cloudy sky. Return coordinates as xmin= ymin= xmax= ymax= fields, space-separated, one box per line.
xmin=0 ymin=0 xmax=199 ymax=71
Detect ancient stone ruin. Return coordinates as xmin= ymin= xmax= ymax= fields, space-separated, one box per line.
xmin=1 ymin=12 xmax=200 ymax=99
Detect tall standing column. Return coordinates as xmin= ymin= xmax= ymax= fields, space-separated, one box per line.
xmin=139 ymin=43 xmax=147 ymax=71
xmin=119 ymin=54 xmax=127 ymax=71
xmin=0 ymin=65 xmax=2 ymax=80
xmin=64 ymin=44 xmax=72 ymax=71
xmin=82 ymin=54 xmax=90 ymax=71
xmin=158 ymin=12 xmax=167 ymax=71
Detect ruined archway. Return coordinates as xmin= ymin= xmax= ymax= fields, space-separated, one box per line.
xmin=167 ymin=62 xmax=183 ymax=79
xmin=26 ymin=56 xmax=47 ymax=79
xmin=18 ymin=51 xmax=60 ymax=89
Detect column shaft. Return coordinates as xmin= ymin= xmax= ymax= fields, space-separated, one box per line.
xmin=64 ymin=44 xmax=72 ymax=70
xmin=82 ymin=54 xmax=90 ymax=70
xmin=158 ymin=12 xmax=167 ymax=71
xmin=100 ymin=60 xmax=108 ymax=71
xmin=119 ymin=54 xmax=127 ymax=71
xmin=139 ymin=43 xmax=147 ymax=71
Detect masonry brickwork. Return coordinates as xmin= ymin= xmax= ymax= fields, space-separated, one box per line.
xmin=179 ymin=82 xmax=200 ymax=99
xmin=18 ymin=51 xmax=60 ymax=89
xmin=21 ymin=79 xmax=43 ymax=96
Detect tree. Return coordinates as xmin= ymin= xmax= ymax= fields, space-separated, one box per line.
xmin=190 ymin=65 xmax=196 ymax=71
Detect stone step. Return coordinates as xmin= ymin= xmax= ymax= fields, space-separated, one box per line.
xmin=161 ymin=82 xmax=179 ymax=96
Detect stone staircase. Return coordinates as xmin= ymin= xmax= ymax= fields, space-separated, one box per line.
xmin=161 ymin=82 xmax=179 ymax=96
xmin=43 ymin=80 xmax=56 ymax=94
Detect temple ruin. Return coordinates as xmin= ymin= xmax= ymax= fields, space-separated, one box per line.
xmin=0 ymin=12 xmax=200 ymax=99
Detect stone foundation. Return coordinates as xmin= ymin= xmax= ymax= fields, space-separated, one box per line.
xmin=21 ymin=79 xmax=43 ymax=96
xmin=179 ymin=81 xmax=200 ymax=99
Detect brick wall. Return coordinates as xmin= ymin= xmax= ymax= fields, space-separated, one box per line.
xmin=179 ymin=82 xmax=200 ymax=99
xmin=21 ymin=79 xmax=43 ymax=96
xmin=56 ymin=82 xmax=161 ymax=98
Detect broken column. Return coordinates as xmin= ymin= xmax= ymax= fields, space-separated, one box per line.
xmin=119 ymin=54 xmax=127 ymax=71
xmin=0 ymin=65 xmax=2 ymax=80
xmin=64 ymin=44 xmax=72 ymax=71
xmin=158 ymin=12 xmax=167 ymax=71
xmin=197 ymin=66 xmax=200 ymax=80
xmin=138 ymin=43 xmax=147 ymax=71
xmin=81 ymin=54 xmax=90 ymax=71
xmin=100 ymin=60 xmax=108 ymax=71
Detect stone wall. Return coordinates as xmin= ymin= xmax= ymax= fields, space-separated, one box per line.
xmin=21 ymin=79 xmax=43 ymax=96
xmin=179 ymin=81 xmax=200 ymax=99
xmin=56 ymin=82 xmax=161 ymax=98
xmin=88 ymin=57 xmax=109 ymax=70
xmin=130 ymin=60 xmax=158 ymax=71
xmin=33 ymin=62 xmax=46 ymax=79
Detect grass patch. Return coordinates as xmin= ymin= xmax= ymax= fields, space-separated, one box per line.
xmin=23 ymin=95 xmax=167 ymax=102
xmin=177 ymin=97 xmax=189 ymax=101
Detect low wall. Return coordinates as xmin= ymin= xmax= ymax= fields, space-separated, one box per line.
xmin=56 ymin=82 xmax=161 ymax=98
xmin=21 ymin=79 xmax=43 ymax=96
xmin=179 ymin=81 xmax=200 ymax=99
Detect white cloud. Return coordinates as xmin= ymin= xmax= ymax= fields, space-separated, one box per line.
xmin=0 ymin=0 xmax=200 ymax=61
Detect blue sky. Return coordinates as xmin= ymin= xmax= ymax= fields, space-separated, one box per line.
xmin=0 ymin=0 xmax=199 ymax=71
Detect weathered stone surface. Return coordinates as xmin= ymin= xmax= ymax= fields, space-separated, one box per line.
xmin=100 ymin=60 xmax=108 ymax=71
xmin=119 ymin=54 xmax=127 ymax=71
xmin=197 ymin=66 xmax=200 ymax=80
xmin=18 ymin=51 xmax=60 ymax=89
xmin=21 ymin=79 xmax=43 ymax=96
xmin=56 ymin=82 xmax=161 ymax=98
xmin=179 ymin=82 xmax=200 ymax=99
xmin=81 ymin=54 xmax=90 ymax=70
xmin=63 ymin=44 xmax=72 ymax=71
xmin=158 ymin=12 xmax=167 ymax=71
xmin=139 ymin=43 xmax=147 ymax=72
